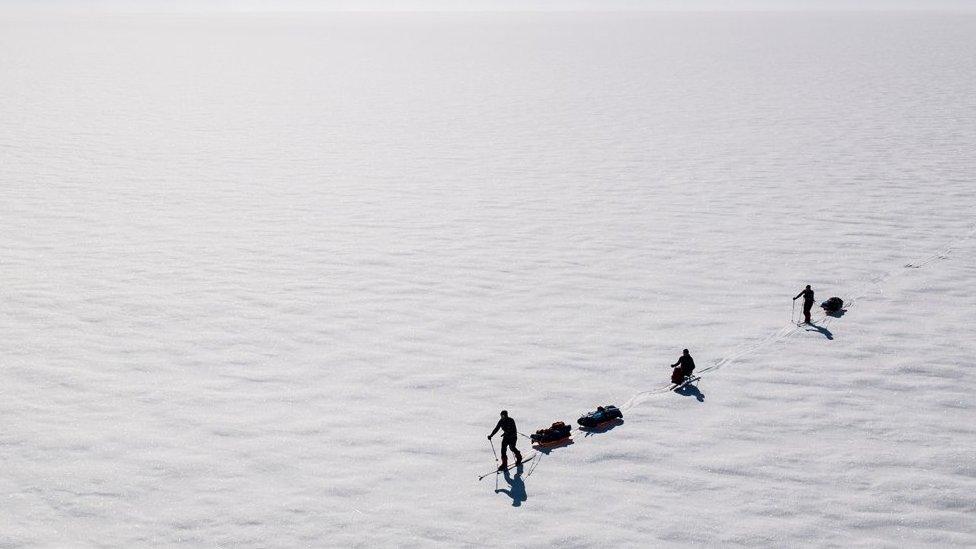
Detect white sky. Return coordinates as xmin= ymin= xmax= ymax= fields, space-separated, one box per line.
xmin=3 ymin=0 xmax=975 ymax=12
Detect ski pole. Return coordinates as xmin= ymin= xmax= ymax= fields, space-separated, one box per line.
xmin=488 ymin=437 xmax=498 ymax=463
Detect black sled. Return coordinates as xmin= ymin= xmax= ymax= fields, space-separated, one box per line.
xmin=577 ymin=405 xmax=623 ymax=428
xmin=821 ymin=297 xmax=845 ymax=316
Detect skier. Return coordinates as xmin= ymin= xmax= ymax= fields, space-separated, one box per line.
xmin=793 ymin=284 xmax=815 ymax=324
xmin=488 ymin=410 xmax=522 ymax=471
xmin=670 ymin=349 xmax=696 ymax=384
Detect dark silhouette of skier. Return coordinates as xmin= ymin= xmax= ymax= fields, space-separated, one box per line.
xmin=495 ymin=465 xmax=527 ymax=507
xmin=488 ymin=410 xmax=522 ymax=471
xmin=670 ymin=349 xmax=696 ymax=384
xmin=793 ymin=285 xmax=815 ymax=324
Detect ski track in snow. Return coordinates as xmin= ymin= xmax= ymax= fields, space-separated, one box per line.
xmin=608 ymin=220 xmax=976 ymax=411
xmin=631 ymin=221 xmax=976 ymax=408
xmin=519 ymin=224 xmax=976 ymax=454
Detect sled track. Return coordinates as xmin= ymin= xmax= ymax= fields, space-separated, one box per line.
xmin=620 ymin=223 xmax=976 ymax=412
xmin=501 ymin=224 xmax=975 ymax=481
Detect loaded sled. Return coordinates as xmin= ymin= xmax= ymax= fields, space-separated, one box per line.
xmin=821 ymin=297 xmax=844 ymax=314
xmin=671 ymin=367 xmax=695 ymax=385
xmin=530 ymin=421 xmax=572 ymax=445
xmin=577 ymin=405 xmax=623 ymax=428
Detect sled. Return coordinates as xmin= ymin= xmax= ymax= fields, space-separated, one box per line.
xmin=577 ymin=405 xmax=624 ymax=428
xmin=530 ymin=421 xmax=572 ymax=445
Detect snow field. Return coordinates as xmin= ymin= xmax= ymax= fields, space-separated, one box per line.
xmin=1 ymin=10 xmax=975 ymax=547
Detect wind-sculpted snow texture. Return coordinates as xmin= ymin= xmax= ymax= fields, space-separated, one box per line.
xmin=2 ymin=10 xmax=975 ymax=548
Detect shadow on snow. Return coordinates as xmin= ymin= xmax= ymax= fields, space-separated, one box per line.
xmin=579 ymin=418 xmax=625 ymax=437
xmin=805 ymin=323 xmax=834 ymax=340
xmin=674 ymin=383 xmax=705 ymax=402
xmin=495 ymin=464 xmax=527 ymax=507
xmin=532 ymin=438 xmax=575 ymax=455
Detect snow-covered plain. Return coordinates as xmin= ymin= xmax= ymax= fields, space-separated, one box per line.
xmin=2 ymin=9 xmax=975 ymax=547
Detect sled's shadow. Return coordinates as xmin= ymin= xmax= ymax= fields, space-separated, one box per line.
xmin=674 ymin=383 xmax=705 ymax=402
xmin=825 ymin=309 xmax=847 ymax=318
xmin=580 ymin=419 xmax=624 ymax=437
xmin=806 ymin=324 xmax=834 ymax=340
xmin=532 ymin=438 xmax=574 ymax=455
xmin=495 ymin=465 xmax=527 ymax=507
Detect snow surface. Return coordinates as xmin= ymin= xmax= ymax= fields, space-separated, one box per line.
xmin=1 ymin=10 xmax=975 ymax=548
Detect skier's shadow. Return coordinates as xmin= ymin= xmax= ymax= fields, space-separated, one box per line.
xmin=495 ymin=465 xmax=527 ymax=507
xmin=675 ymin=383 xmax=705 ymax=402
xmin=806 ymin=324 xmax=834 ymax=340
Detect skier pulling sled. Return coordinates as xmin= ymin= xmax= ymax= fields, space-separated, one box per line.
xmin=670 ymin=348 xmax=698 ymax=388
xmin=530 ymin=421 xmax=572 ymax=446
xmin=577 ymin=405 xmax=623 ymax=429
xmin=488 ymin=410 xmax=523 ymax=471
xmin=793 ymin=285 xmax=815 ymax=324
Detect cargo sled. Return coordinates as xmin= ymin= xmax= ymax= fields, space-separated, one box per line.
xmin=577 ymin=405 xmax=623 ymax=428
xmin=821 ymin=297 xmax=844 ymax=314
xmin=530 ymin=421 xmax=572 ymax=445
xmin=671 ymin=367 xmax=693 ymax=385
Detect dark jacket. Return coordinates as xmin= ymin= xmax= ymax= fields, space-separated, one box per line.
xmin=795 ymin=288 xmax=814 ymax=304
xmin=676 ymin=354 xmax=696 ymax=373
xmin=490 ymin=417 xmax=518 ymax=439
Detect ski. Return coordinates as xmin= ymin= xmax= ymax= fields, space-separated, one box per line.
xmin=478 ymin=455 xmax=535 ymax=481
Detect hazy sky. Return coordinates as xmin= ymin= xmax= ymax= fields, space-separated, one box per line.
xmin=3 ymin=0 xmax=975 ymax=12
